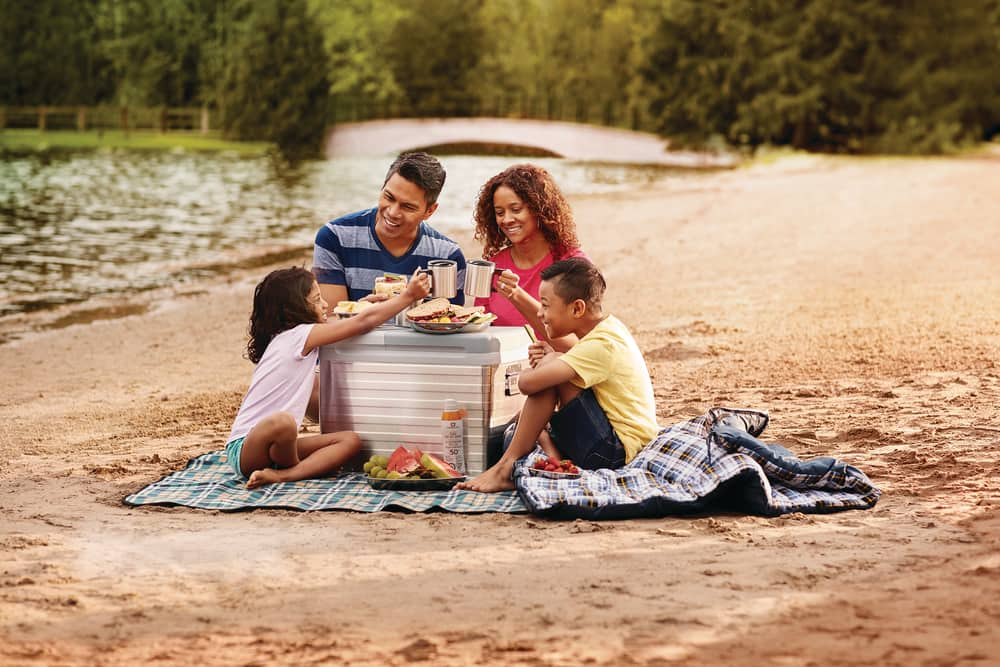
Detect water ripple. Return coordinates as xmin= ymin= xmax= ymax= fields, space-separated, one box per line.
xmin=0 ymin=151 xmax=695 ymax=318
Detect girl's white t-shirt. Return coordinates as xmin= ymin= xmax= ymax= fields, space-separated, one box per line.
xmin=228 ymin=323 xmax=317 ymax=443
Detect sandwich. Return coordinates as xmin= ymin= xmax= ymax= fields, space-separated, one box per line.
xmin=373 ymin=273 xmax=407 ymax=296
xmin=405 ymin=300 xmax=496 ymax=325
xmin=333 ymin=300 xmax=373 ymax=317
xmin=404 ymin=298 xmax=451 ymax=322
xmin=449 ymin=304 xmax=486 ymax=323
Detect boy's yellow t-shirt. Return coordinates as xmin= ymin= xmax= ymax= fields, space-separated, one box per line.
xmin=558 ymin=315 xmax=660 ymax=462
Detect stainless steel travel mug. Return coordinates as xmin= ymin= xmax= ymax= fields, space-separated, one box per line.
xmin=464 ymin=259 xmax=497 ymax=299
xmin=427 ymin=260 xmax=458 ymax=299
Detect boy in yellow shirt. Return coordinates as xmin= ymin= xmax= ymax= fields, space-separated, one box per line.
xmin=457 ymin=258 xmax=659 ymax=493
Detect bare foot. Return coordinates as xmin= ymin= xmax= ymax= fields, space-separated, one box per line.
xmin=455 ymin=464 xmax=515 ymax=493
xmin=246 ymin=468 xmax=282 ymax=489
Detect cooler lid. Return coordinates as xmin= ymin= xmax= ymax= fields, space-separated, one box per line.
xmin=319 ymin=324 xmax=531 ymax=365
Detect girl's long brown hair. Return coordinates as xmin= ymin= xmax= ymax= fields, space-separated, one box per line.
xmin=246 ymin=267 xmax=319 ymax=364
xmin=473 ymin=164 xmax=580 ymax=259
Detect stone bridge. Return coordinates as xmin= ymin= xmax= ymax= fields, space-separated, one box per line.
xmin=324 ymin=118 xmax=735 ymax=168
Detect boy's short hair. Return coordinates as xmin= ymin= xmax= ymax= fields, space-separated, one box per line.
xmin=384 ymin=151 xmax=447 ymax=206
xmin=540 ymin=257 xmax=606 ymax=310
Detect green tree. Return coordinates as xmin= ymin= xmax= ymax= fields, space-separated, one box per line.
xmin=0 ymin=0 xmax=112 ymax=105
xmin=470 ymin=0 xmax=664 ymax=126
xmin=310 ymin=0 xmax=406 ymax=122
xmin=212 ymin=0 xmax=330 ymax=156
xmin=472 ymin=0 xmax=550 ymax=117
xmin=642 ymin=0 xmax=1000 ymax=153
xmin=93 ymin=0 xmax=212 ymax=107
xmin=871 ymin=0 xmax=1000 ymax=152
xmin=382 ymin=0 xmax=485 ymax=116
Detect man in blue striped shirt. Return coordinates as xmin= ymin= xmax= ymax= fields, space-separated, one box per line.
xmin=313 ymin=152 xmax=467 ymax=309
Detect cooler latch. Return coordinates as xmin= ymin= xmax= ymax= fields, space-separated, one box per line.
xmin=504 ymin=363 xmax=522 ymax=396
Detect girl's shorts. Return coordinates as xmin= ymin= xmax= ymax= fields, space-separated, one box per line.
xmin=225 ymin=436 xmax=247 ymax=480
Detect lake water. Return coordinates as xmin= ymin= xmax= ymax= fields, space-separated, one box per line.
xmin=0 ymin=151 xmax=692 ymax=319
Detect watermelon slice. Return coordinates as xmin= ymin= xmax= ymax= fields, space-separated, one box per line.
xmin=420 ymin=452 xmax=462 ymax=478
xmin=386 ymin=446 xmax=420 ymax=474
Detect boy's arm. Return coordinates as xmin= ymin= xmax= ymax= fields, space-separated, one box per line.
xmin=517 ymin=355 xmax=580 ymax=396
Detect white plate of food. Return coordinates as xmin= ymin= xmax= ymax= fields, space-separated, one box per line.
xmin=332 ymin=300 xmax=374 ymax=319
xmin=405 ymin=299 xmax=496 ymax=334
xmin=525 ymin=456 xmax=582 ymax=479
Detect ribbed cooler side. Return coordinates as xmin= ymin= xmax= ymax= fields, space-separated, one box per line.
xmin=319 ymin=360 xmax=525 ymax=474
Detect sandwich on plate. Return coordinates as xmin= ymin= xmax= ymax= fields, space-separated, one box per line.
xmin=404 ymin=298 xmax=452 ymax=322
xmin=333 ymin=300 xmax=374 ymax=318
xmin=405 ymin=299 xmax=495 ymax=325
xmin=373 ymin=273 xmax=407 ymax=296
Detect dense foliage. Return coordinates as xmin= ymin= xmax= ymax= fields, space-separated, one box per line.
xmin=212 ymin=0 xmax=329 ymax=156
xmin=2 ymin=0 xmax=998 ymax=154
xmin=644 ymin=0 xmax=1000 ymax=152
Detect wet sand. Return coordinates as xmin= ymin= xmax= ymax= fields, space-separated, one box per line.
xmin=1 ymin=153 xmax=999 ymax=666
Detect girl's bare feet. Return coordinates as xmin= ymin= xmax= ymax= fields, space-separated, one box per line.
xmin=455 ymin=464 xmax=515 ymax=493
xmin=246 ymin=468 xmax=282 ymax=489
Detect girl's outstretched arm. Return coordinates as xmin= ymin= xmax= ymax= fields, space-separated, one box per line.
xmin=302 ymin=269 xmax=430 ymax=353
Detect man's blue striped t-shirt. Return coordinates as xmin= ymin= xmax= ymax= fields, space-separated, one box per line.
xmin=313 ymin=207 xmax=467 ymax=304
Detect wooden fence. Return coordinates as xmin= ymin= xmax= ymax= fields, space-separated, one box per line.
xmin=0 ymin=106 xmax=212 ymax=133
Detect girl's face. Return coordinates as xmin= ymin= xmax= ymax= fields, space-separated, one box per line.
xmin=493 ymin=185 xmax=539 ymax=246
xmin=307 ymin=282 xmax=328 ymax=323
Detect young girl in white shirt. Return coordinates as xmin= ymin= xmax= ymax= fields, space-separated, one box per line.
xmin=226 ymin=266 xmax=429 ymax=489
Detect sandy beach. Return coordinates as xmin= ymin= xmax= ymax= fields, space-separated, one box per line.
xmin=1 ymin=153 xmax=998 ymax=666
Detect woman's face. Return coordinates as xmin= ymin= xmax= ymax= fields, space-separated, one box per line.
xmin=492 ymin=185 xmax=539 ymax=246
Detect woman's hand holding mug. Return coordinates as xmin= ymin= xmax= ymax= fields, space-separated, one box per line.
xmin=496 ymin=270 xmax=520 ymax=299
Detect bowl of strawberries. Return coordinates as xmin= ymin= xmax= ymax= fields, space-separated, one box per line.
xmin=527 ymin=455 xmax=581 ymax=479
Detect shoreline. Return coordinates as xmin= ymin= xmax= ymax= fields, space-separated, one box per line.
xmin=0 ymin=128 xmax=272 ymax=155
xmin=1 ymin=154 xmax=998 ymax=666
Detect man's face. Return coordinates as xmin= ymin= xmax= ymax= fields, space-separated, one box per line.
xmin=375 ymin=173 xmax=438 ymax=246
xmin=538 ymin=278 xmax=576 ymax=339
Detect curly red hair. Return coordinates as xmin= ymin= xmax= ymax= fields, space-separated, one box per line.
xmin=473 ymin=164 xmax=580 ymax=259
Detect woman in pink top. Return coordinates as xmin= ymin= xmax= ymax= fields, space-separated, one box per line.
xmin=473 ymin=164 xmax=587 ymax=351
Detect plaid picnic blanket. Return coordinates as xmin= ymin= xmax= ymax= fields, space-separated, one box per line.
xmin=514 ymin=407 xmax=881 ymax=519
xmin=123 ymin=450 xmax=526 ymax=513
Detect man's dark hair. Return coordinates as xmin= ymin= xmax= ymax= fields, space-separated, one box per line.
xmin=540 ymin=257 xmax=606 ymax=310
xmin=384 ymin=151 xmax=447 ymax=206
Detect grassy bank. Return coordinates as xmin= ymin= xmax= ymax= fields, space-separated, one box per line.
xmin=0 ymin=129 xmax=272 ymax=155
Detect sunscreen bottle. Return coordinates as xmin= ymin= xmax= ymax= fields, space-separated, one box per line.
xmin=441 ymin=399 xmax=466 ymax=474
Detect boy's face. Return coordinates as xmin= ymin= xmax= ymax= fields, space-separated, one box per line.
xmin=307 ymin=282 xmax=328 ymax=322
xmin=538 ymin=278 xmax=578 ymax=339
xmin=375 ymin=173 xmax=438 ymax=246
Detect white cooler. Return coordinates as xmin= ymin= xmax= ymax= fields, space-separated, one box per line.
xmin=319 ymin=325 xmax=531 ymax=474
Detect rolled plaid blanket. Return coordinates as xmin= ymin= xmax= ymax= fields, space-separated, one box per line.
xmin=514 ymin=408 xmax=881 ymax=519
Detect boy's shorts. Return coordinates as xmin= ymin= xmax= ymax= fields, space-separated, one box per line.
xmin=225 ymin=436 xmax=247 ymax=480
xmin=503 ymin=388 xmax=626 ymax=470
xmin=549 ymin=388 xmax=626 ymax=470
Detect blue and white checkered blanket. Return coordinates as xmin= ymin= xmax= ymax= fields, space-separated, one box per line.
xmin=123 ymin=450 xmax=526 ymax=513
xmin=513 ymin=408 xmax=881 ymax=519
xmin=124 ymin=408 xmax=879 ymax=517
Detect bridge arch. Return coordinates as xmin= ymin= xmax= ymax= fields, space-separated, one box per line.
xmin=324 ymin=118 xmax=734 ymax=168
